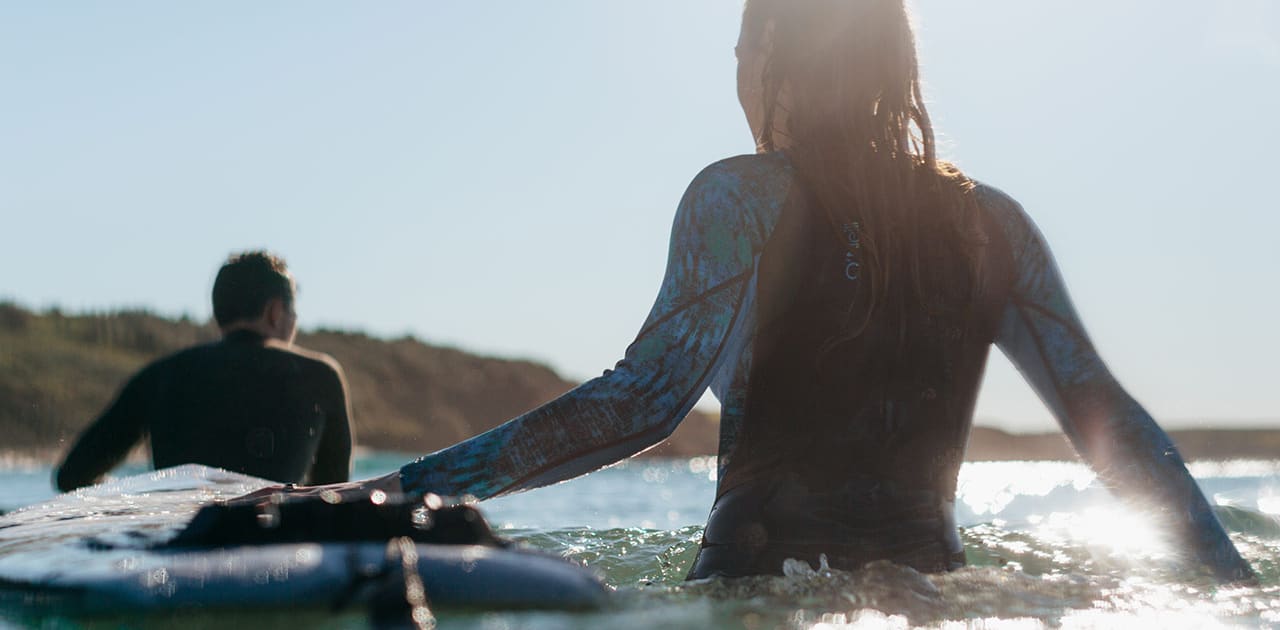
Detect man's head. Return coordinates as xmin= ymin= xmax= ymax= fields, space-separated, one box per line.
xmin=212 ymin=251 xmax=298 ymax=343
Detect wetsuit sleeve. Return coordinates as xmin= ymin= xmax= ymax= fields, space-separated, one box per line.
xmin=308 ymin=361 xmax=353 ymax=484
xmin=54 ymin=369 xmax=150 ymax=492
xmin=399 ymin=164 xmax=767 ymax=499
xmin=984 ymin=185 xmax=1254 ymax=581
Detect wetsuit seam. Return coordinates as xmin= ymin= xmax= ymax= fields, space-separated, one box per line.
xmin=634 ymin=270 xmax=754 ymax=339
xmin=1009 ymin=295 xmax=1087 ymax=339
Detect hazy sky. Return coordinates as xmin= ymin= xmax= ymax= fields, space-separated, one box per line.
xmin=2 ymin=2 xmax=1277 ymax=433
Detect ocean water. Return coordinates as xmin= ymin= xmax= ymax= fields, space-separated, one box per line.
xmin=2 ymin=453 xmax=1280 ymax=628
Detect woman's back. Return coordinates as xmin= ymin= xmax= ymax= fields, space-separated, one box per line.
xmin=687 ymin=151 xmax=1016 ymax=576
xmin=725 ymin=167 xmax=1013 ymax=496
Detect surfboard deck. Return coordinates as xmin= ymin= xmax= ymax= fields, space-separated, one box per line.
xmin=0 ymin=465 xmax=608 ymax=619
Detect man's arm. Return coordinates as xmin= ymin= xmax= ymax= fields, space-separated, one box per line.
xmin=54 ymin=371 xmax=150 ymax=492
xmin=308 ymin=361 xmax=353 ymax=484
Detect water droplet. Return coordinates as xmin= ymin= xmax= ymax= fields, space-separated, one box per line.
xmin=422 ymin=493 xmax=443 ymax=510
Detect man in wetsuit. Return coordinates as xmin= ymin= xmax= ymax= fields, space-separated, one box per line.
xmin=55 ymin=251 xmax=354 ymax=492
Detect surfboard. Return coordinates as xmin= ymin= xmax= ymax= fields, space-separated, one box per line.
xmin=0 ymin=465 xmax=607 ymax=623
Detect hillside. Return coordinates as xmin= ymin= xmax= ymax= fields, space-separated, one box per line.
xmin=1 ymin=302 xmax=1274 ymax=464
xmin=0 ymin=303 xmax=717 ymax=458
xmin=966 ymin=426 xmax=1280 ymax=462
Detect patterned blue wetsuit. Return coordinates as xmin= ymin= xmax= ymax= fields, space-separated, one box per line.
xmin=400 ymin=152 xmax=1251 ymax=580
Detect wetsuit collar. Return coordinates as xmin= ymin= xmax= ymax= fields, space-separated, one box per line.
xmin=223 ymin=329 xmax=269 ymax=345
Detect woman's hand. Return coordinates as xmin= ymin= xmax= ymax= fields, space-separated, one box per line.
xmin=226 ymin=471 xmax=406 ymax=507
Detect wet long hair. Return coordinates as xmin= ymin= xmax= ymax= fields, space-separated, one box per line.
xmin=742 ymin=0 xmax=986 ymax=359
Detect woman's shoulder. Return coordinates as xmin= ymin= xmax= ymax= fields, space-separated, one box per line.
xmin=970 ymin=180 xmax=1038 ymax=246
xmin=669 ymin=152 xmax=794 ymax=244
xmin=971 ymin=180 xmax=1023 ymax=219
xmin=693 ymin=152 xmax=793 ymax=186
xmin=681 ymin=152 xmax=794 ymax=211
xmin=969 ymin=180 xmax=1063 ymax=267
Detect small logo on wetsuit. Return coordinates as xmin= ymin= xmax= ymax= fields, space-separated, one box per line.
xmin=842 ymin=221 xmax=861 ymax=281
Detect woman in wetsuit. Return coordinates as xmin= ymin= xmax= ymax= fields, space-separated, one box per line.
xmin=274 ymin=0 xmax=1253 ymax=581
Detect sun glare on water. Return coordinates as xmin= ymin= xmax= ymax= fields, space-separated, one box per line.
xmin=1036 ymin=506 xmax=1167 ymax=557
xmin=803 ymin=610 xmax=1051 ymax=629
xmin=957 ymin=461 xmax=1096 ymax=517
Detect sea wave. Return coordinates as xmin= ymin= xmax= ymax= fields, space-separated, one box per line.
xmin=506 ymin=521 xmax=1280 ymax=628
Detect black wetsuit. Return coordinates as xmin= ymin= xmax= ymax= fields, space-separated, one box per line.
xmin=398 ymin=152 xmax=1251 ymax=581
xmin=687 ymin=175 xmax=1014 ymax=577
xmin=55 ymin=330 xmax=353 ymax=491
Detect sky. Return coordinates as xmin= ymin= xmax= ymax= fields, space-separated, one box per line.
xmin=1 ymin=1 xmax=1277 ymax=433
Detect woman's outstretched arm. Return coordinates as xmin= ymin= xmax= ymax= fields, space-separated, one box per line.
xmin=982 ymin=185 xmax=1254 ymax=581
xmin=397 ymin=158 xmax=785 ymax=500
